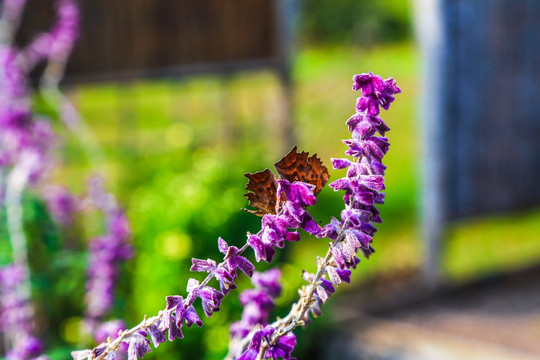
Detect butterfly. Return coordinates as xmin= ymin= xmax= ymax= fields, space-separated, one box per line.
xmin=243 ymin=146 xmax=330 ymax=216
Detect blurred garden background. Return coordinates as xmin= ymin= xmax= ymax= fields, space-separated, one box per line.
xmin=2 ymin=0 xmax=540 ymax=359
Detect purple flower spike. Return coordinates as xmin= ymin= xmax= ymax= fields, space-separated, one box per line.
xmin=353 ymin=72 xmax=401 ymax=116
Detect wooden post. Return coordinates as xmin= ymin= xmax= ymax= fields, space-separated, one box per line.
xmin=414 ymin=0 xmax=447 ymax=287
xmin=415 ymin=0 xmax=540 ymax=287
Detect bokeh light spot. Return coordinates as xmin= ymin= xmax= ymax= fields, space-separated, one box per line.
xmin=204 ymin=324 xmax=229 ymax=353
xmin=165 ymin=122 xmax=192 ymax=149
xmin=61 ymin=317 xmax=83 ymax=344
xmin=155 ymin=231 xmax=192 ymax=260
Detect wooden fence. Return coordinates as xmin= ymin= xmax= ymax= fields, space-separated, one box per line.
xmin=17 ymin=0 xmax=292 ymax=82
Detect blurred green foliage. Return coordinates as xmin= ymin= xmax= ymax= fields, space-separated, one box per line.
xmin=299 ymin=0 xmax=412 ymax=45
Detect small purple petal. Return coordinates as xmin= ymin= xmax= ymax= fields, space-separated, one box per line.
xmin=147 ymin=324 xmax=166 ymax=348
xmin=331 ymin=158 xmax=352 ymax=170
xmin=184 ymin=305 xmax=203 ymax=327
xmin=235 ymin=255 xmax=255 ymax=277
xmin=285 ymin=231 xmax=300 ymax=241
xmin=217 ymin=237 xmax=229 ymax=255
xmin=190 ymin=258 xmax=217 ymax=273
xmin=168 ymin=313 xmax=183 ymax=341
xmin=329 ymin=178 xmax=350 ymax=191
xmin=166 ymin=295 xmax=183 ymax=310
xmin=336 ymin=269 xmax=352 ymax=283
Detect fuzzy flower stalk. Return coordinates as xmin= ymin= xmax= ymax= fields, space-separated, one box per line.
xmin=83 ymin=176 xmax=133 ymax=334
xmin=71 ymin=169 xmax=321 ymax=360
xmin=73 ymin=72 xmax=399 ymax=360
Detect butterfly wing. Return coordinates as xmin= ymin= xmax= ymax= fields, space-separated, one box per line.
xmin=274 ymin=146 xmax=330 ymax=195
xmin=243 ymin=168 xmax=278 ymax=216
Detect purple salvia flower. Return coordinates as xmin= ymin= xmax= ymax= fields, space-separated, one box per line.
xmin=336 ymin=268 xmax=352 ymax=283
xmin=277 ymin=179 xmax=317 ymax=207
xmin=186 ymin=278 xmax=224 ymax=317
xmin=331 ymin=242 xmax=361 ymax=270
xmin=190 ymin=258 xmax=218 ymax=273
xmin=84 ymin=178 xmax=133 ymax=325
xmin=302 ymin=271 xmax=334 ymax=303
xmin=50 ymin=0 xmax=79 ymax=60
xmin=331 ymin=158 xmax=352 ymax=169
xmin=190 ymin=257 xmax=236 ymax=294
xmin=326 ymin=72 xmax=399 ymax=277
xmin=182 ymin=305 xmax=203 ymax=328
xmin=230 ymin=269 xmax=283 ymax=354
xmin=353 ymin=72 xmax=401 ymax=116
xmin=85 ymin=233 xmax=133 ymax=320
xmin=248 ymin=233 xmax=276 ymax=263
xmin=238 ymin=330 xmax=264 ymax=360
xmin=147 ymin=324 xmax=166 ymax=348
xmin=251 ymin=268 xmax=282 ymax=298
xmin=165 ymin=294 xmax=183 ymax=310
xmin=238 ymin=290 xmax=274 ymax=327
xmin=265 ymin=331 xmax=297 ymax=360
xmin=94 ymin=320 xmax=125 ymax=343
xmin=126 ymin=333 xmax=151 ymax=360
xmin=167 ymin=313 xmax=183 ymax=341
xmin=340 ymin=208 xmax=372 ymax=227
xmin=240 ymin=326 xmax=296 ymax=360
xmin=21 ymin=0 xmax=78 ymax=68
xmin=108 ymin=212 xmax=131 ymax=241
xmin=218 ymin=237 xmax=255 ymax=278
xmin=90 ymin=344 xmax=107 ymax=359
xmin=325 ymin=264 xmax=341 ymax=285
xmin=317 ymin=217 xmax=341 ymax=240
xmin=199 ymin=286 xmax=224 ymax=317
